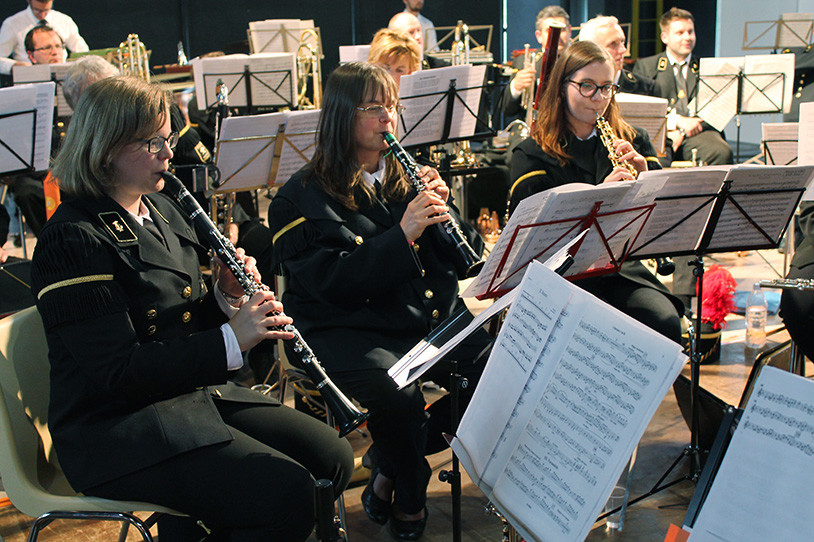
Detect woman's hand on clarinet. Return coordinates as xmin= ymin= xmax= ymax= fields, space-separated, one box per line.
xmin=400 ymin=189 xmax=449 ymax=243
xmin=418 ymin=165 xmax=449 ymax=202
xmin=214 ymin=247 xmax=260 ymax=301
xmin=229 ymin=290 xmax=294 ymax=351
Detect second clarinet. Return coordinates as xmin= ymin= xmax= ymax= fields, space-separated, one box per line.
xmin=382 ymin=132 xmax=485 ymax=278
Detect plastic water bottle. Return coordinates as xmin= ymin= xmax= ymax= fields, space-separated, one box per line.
xmin=745 ymin=282 xmax=767 ymax=348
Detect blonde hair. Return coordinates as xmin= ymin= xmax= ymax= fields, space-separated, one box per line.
xmin=52 ymin=76 xmax=170 ymax=198
xmin=368 ymin=29 xmax=421 ymax=74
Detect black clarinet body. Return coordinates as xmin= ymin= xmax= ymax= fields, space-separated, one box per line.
xmin=161 ymin=171 xmax=368 ymax=437
xmin=382 ymin=132 xmax=484 ymax=279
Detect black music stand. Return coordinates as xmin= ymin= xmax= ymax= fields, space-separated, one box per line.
xmin=626 ymin=171 xmax=808 ymax=500
xmin=200 ymin=64 xmax=295 ymax=115
xmin=0 ymin=109 xmax=38 ymax=177
xmin=695 ymin=64 xmax=790 ymax=163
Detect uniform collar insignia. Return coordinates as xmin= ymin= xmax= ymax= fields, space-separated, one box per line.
xmin=98 ymin=211 xmax=138 ymax=244
xmin=657 ymin=57 xmax=668 ymax=71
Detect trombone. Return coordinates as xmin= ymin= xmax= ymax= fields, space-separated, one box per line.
xmin=296 ymin=28 xmax=323 ymax=109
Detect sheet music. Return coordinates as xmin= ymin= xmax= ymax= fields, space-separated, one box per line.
xmin=761 ymin=122 xmax=797 ymax=166
xmin=397 ymin=64 xmax=486 ymax=146
xmin=191 ymin=53 xmax=296 ymax=109
xmin=798 ymin=104 xmax=814 ymax=202
xmin=0 ymin=82 xmax=55 ymax=174
xmin=615 ymin=93 xmax=668 ymax=154
xmin=696 ymin=57 xmax=741 ymax=131
xmin=741 ymin=54 xmax=794 ymax=114
xmin=13 ymin=62 xmax=73 ymax=117
xmin=215 ymin=112 xmax=286 ymax=191
xmin=339 ymin=45 xmax=370 ymax=63
xmin=690 ymin=367 xmax=814 ymax=541
xmin=777 ymin=13 xmax=813 ymax=49
xmin=273 ymin=109 xmax=320 ymax=184
xmin=452 ymin=261 xmax=686 ymax=542
xmin=248 ymin=19 xmax=317 ymax=54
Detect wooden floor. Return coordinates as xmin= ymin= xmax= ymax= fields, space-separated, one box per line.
xmin=0 ymin=228 xmax=804 ymax=541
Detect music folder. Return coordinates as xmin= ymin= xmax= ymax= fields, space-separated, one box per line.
xmin=462 ymin=179 xmax=664 ymax=300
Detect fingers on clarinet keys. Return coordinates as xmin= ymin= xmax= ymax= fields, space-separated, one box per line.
xmin=389 ymin=508 xmax=428 ymax=541
xmin=361 ymin=467 xmax=390 ymax=525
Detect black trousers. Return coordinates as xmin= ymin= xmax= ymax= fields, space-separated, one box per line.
xmin=678 ymin=129 xmax=733 ymax=166
xmin=329 ymin=332 xmax=489 ymax=515
xmin=85 ymin=401 xmax=354 ymax=542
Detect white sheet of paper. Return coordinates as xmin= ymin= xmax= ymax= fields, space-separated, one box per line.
xmin=192 ymin=53 xmax=296 ymax=109
xmin=690 ymin=367 xmax=814 ymax=541
xmin=762 ymin=122 xmax=798 ymax=166
xmin=273 ymin=109 xmax=320 ymax=184
xmin=798 ymin=104 xmax=814 ymax=198
xmin=215 ymin=112 xmax=287 ymax=190
xmin=615 ymin=93 xmax=668 ymax=154
xmin=778 ymin=13 xmax=813 ymax=48
xmin=741 ymin=54 xmax=794 ymax=114
xmin=696 ymin=57 xmax=742 ymax=131
xmin=248 ymin=19 xmax=317 ymax=54
xmin=452 ymin=261 xmax=686 ymax=542
xmin=0 ymin=82 xmax=55 ymax=174
xmin=398 ymin=64 xmax=486 ymax=146
xmin=13 ymin=62 xmax=73 ymax=117
xmin=339 ymin=45 xmax=371 ymax=63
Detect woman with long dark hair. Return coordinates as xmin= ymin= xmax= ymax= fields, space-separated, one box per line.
xmin=268 ymin=62 xmax=488 ymax=540
xmin=509 ymin=41 xmax=684 ymax=342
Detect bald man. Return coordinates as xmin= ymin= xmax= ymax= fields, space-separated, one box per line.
xmin=402 ymin=0 xmax=437 ymax=53
xmin=389 ymin=11 xmax=448 ymax=69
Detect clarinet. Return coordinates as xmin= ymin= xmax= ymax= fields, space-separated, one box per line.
xmin=161 ymin=171 xmax=368 ymax=437
xmin=382 ymin=132 xmax=485 ymax=278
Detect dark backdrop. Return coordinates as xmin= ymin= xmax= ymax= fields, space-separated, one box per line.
xmin=0 ymin=1 xmax=503 ymax=75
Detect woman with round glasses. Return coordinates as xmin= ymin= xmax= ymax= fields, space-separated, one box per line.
xmin=509 ymin=41 xmax=684 ymax=343
xmin=30 ymin=76 xmax=353 ymax=541
xmin=267 ymin=62 xmax=488 ymax=540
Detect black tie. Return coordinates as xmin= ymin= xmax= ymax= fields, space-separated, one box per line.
xmin=374 ymin=180 xmax=383 ymax=199
xmin=37 ymin=19 xmax=48 ymax=27
xmin=142 ymin=218 xmax=165 ymax=246
xmin=674 ymin=62 xmax=690 ymax=116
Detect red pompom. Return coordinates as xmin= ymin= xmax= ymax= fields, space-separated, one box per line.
xmin=697 ymin=265 xmax=736 ymax=330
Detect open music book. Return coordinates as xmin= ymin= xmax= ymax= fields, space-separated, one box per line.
xmin=689 ymin=367 xmax=814 ymax=540
xmin=616 ymin=93 xmax=668 ymax=154
xmin=13 ymin=62 xmax=73 ymax=117
xmin=451 ymin=260 xmax=686 ymax=542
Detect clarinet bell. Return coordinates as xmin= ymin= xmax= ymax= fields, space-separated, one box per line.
xmin=655 ymin=257 xmax=676 ymax=276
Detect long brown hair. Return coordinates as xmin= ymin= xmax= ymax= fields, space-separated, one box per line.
xmin=530 ymin=40 xmax=635 ymax=165
xmin=310 ymin=62 xmax=410 ymax=210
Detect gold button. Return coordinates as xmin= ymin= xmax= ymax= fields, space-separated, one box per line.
xmin=146 ymin=309 xmax=157 ymax=319
xmin=421 ymin=269 xmax=426 ymax=277
xmin=424 ymin=289 xmax=434 ymax=299
xmin=355 ymin=236 xmax=364 ymax=245
xmin=182 ymin=311 xmax=192 ymax=323
xmin=146 ymin=325 xmax=157 ymax=336
xmin=431 ymin=309 xmax=439 ymax=319
xmin=182 ymin=286 xmax=192 ymax=298
xmin=413 ymin=243 xmax=420 ymax=252
xmin=212 ymin=389 xmax=222 ymax=398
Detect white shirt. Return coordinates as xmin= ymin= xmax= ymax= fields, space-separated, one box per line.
xmin=0 ymin=6 xmax=89 ymax=75
xmin=361 ymin=157 xmax=387 ymax=189
xmin=406 ymin=9 xmax=438 ymax=53
xmin=129 ymin=199 xmax=244 ymax=370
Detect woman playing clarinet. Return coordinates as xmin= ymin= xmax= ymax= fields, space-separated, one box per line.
xmin=30 ymin=76 xmax=353 ymax=542
xmin=509 ymin=41 xmax=684 ymax=342
xmin=267 ymin=61 xmax=489 ymax=540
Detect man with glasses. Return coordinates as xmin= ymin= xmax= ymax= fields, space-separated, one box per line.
xmin=24 ymin=24 xmax=65 ymax=65
xmin=0 ymin=0 xmax=88 ymax=77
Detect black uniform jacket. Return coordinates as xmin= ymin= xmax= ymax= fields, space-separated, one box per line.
xmin=30 ymin=192 xmax=277 ymax=492
xmin=498 ymin=54 xmax=542 ymax=118
xmin=508 ymin=129 xmax=682 ymax=313
xmin=633 ymin=52 xmax=699 ymax=112
xmin=618 ymin=69 xmax=655 ymax=96
xmin=268 ymin=165 xmax=483 ymax=374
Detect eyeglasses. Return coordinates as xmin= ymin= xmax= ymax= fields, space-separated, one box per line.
xmin=567 ymin=80 xmax=619 ymax=99
xmin=142 ymin=132 xmax=179 ymax=154
xmin=32 ymin=44 xmax=64 ymax=53
xmin=355 ymin=103 xmax=405 ymax=117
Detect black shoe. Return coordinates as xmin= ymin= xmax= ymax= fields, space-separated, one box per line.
xmin=361 ymin=468 xmax=390 ymax=525
xmin=389 ymin=508 xmax=428 ymax=540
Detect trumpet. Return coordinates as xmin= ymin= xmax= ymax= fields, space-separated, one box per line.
xmin=383 ymin=132 xmax=484 ymax=279
xmin=161 ymin=171 xmax=368 ymax=438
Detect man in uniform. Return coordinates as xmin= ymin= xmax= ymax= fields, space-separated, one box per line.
xmin=578 ymin=15 xmax=653 ymax=95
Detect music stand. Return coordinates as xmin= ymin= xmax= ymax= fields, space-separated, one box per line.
xmin=191 ymin=54 xmax=296 ymax=115
xmin=626 ymin=165 xmax=813 ymax=494
xmin=694 ymin=54 xmax=794 ymax=162
xmin=761 ymin=122 xmax=798 ymax=166
xmin=743 ymin=15 xmax=813 ymax=51
xmin=13 ymin=63 xmax=73 ymax=118
xmin=0 ymin=82 xmax=54 ymax=176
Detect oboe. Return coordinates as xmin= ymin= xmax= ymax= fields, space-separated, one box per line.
xmin=595 ymin=112 xmax=638 ymax=180
xmin=382 ymin=132 xmax=484 ymax=279
xmin=161 ymin=171 xmax=368 ymax=437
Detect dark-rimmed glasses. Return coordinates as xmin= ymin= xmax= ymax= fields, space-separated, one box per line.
xmin=567 ymin=80 xmax=619 ymax=99
xmin=355 ymin=103 xmax=406 ymax=117
xmin=142 ymin=132 xmax=179 ymax=154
